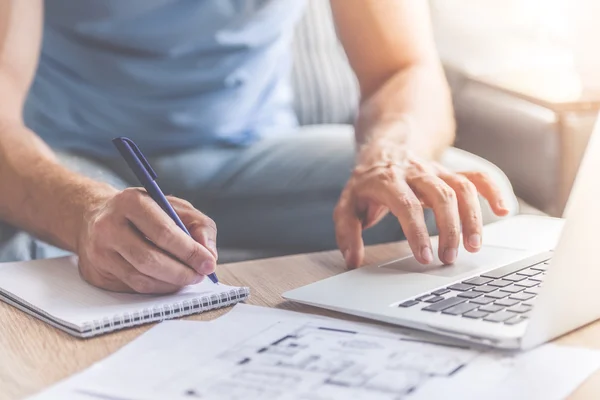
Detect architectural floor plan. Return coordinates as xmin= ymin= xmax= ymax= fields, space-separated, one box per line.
xmin=179 ymin=321 xmax=478 ymax=400
xmin=44 ymin=305 xmax=600 ymax=400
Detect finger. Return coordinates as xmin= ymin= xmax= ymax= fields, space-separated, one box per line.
xmin=379 ymin=181 xmax=433 ymax=265
xmin=441 ymin=174 xmax=483 ymax=253
xmin=334 ymin=198 xmax=365 ymax=268
xmin=114 ymin=225 xmax=207 ymax=286
xmin=120 ymin=190 xmax=216 ymax=275
xmin=107 ymin=252 xmax=183 ymax=294
xmin=169 ymin=197 xmax=219 ymax=260
xmin=409 ymin=175 xmax=460 ymax=264
xmin=460 ymin=172 xmax=510 ymax=217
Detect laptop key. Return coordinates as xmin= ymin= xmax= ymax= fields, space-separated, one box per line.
xmin=485 ymin=291 xmax=509 ymax=299
xmin=481 ymin=264 xmax=529 ymax=279
xmin=510 ymin=292 xmax=535 ymax=301
xmin=517 ymin=268 xmax=541 ymax=277
xmin=442 ymin=302 xmax=479 ymax=316
xmin=524 ymin=287 xmax=540 ymax=295
xmin=484 ymin=311 xmax=515 ymax=323
xmin=507 ymin=304 xmax=532 ymax=313
xmin=504 ymin=274 xmax=527 ymax=282
xmin=495 ymin=298 xmax=519 ymax=307
xmin=470 ymin=296 xmax=496 ymax=305
xmin=472 ymin=285 xmax=497 ymax=293
xmin=463 ymin=310 xmax=489 ymax=319
xmin=488 ymin=279 xmax=512 ymax=288
xmin=500 ymin=285 xmax=525 ymax=294
xmin=422 ymin=297 xmax=466 ymax=312
xmin=424 ymin=296 xmax=445 ymax=303
xmin=447 ymin=283 xmax=475 ymax=292
xmin=458 ymin=291 xmax=482 ymax=299
xmin=531 ymin=263 xmax=547 ymax=272
xmin=416 ymin=294 xmax=434 ymax=301
xmin=463 ymin=277 xmax=492 ymax=286
xmin=432 ymin=288 xmax=451 ymax=296
xmin=398 ymin=300 xmax=420 ymax=308
xmin=479 ymin=304 xmax=504 ymax=313
xmin=515 ymin=280 xmax=539 ymax=288
xmin=505 ymin=315 xmax=528 ymax=325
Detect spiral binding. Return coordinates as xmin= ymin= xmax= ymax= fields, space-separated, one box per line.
xmin=80 ymin=287 xmax=250 ymax=337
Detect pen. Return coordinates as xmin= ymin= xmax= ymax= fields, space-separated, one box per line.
xmin=112 ymin=137 xmax=219 ymax=284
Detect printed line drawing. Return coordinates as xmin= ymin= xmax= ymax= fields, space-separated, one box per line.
xmin=181 ymin=322 xmax=479 ymax=400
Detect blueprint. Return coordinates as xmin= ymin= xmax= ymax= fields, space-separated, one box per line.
xmin=30 ymin=304 xmax=600 ymax=400
xmin=177 ymin=321 xmax=477 ymax=400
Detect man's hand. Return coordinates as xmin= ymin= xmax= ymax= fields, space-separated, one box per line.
xmin=334 ymin=146 xmax=509 ymax=269
xmin=77 ymin=188 xmax=217 ymax=294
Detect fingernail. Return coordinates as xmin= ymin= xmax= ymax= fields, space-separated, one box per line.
xmin=207 ymin=239 xmax=218 ymax=259
xmin=192 ymin=275 xmax=205 ymax=284
xmin=444 ymin=248 xmax=458 ymax=264
xmin=421 ymin=247 xmax=434 ymax=264
xmin=497 ymin=199 xmax=507 ymax=209
xmin=200 ymin=260 xmax=215 ymax=275
xmin=468 ymin=234 xmax=481 ymax=248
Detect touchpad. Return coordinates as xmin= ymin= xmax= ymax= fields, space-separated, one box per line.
xmin=380 ymin=245 xmax=530 ymax=278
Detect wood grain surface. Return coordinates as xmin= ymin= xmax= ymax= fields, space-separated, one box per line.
xmin=1 ymin=241 xmax=599 ymax=399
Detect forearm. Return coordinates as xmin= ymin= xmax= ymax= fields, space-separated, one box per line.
xmin=0 ymin=119 xmax=117 ymax=252
xmin=355 ymin=61 xmax=455 ymax=164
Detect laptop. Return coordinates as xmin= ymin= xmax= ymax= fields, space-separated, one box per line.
xmin=283 ymin=116 xmax=600 ymax=350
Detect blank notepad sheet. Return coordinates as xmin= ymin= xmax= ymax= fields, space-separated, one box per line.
xmin=0 ymin=256 xmax=249 ymax=337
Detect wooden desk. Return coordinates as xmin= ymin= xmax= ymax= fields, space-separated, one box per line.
xmin=2 ymin=242 xmax=600 ymax=399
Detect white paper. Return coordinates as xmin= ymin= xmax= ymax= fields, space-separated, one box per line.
xmin=31 ymin=305 xmax=600 ymax=400
xmin=0 ymin=256 xmax=247 ymax=335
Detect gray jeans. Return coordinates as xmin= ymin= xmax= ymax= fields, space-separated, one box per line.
xmin=0 ymin=125 xmax=517 ymax=263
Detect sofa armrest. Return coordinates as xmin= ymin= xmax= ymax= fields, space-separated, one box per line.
xmin=448 ymin=71 xmax=561 ymax=215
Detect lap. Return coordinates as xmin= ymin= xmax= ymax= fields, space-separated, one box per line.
xmin=109 ymin=125 xmax=414 ymax=252
xmin=0 ymin=125 xmax=518 ymax=261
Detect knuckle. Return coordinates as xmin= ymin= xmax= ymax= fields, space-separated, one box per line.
xmin=435 ymin=184 xmax=456 ymax=204
xmin=375 ymin=167 xmax=399 ymax=184
xmin=445 ymin=225 xmax=461 ymax=241
xmin=201 ymin=216 xmax=217 ymax=234
xmin=398 ymin=195 xmax=422 ymax=212
xmin=127 ymin=274 xmax=155 ymax=294
xmin=410 ymin=227 xmax=429 ymax=244
xmin=466 ymin=209 xmax=481 ymax=225
xmin=131 ymin=247 xmax=159 ymax=272
xmin=184 ymin=244 xmax=204 ymax=266
xmin=115 ymin=188 xmax=142 ymax=204
xmin=470 ymin=171 xmax=488 ymax=182
xmin=455 ymin=177 xmax=477 ymax=194
xmin=154 ymin=223 xmax=177 ymax=247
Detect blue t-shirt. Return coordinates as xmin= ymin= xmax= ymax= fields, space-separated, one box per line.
xmin=24 ymin=0 xmax=305 ymax=157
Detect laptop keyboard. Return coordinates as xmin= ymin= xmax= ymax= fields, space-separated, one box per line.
xmin=398 ymin=259 xmax=549 ymax=326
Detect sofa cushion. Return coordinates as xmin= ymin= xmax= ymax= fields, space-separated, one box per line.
xmin=291 ymin=0 xmax=359 ymax=125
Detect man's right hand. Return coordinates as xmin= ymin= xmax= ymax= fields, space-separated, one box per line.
xmin=76 ymin=188 xmax=218 ymax=294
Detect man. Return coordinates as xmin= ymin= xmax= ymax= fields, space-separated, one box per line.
xmin=0 ymin=1 xmax=510 ymax=294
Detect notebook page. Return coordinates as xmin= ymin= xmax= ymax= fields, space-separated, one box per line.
xmin=0 ymin=256 xmax=245 ymax=329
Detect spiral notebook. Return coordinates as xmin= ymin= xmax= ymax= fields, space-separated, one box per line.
xmin=0 ymin=256 xmax=249 ymax=338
